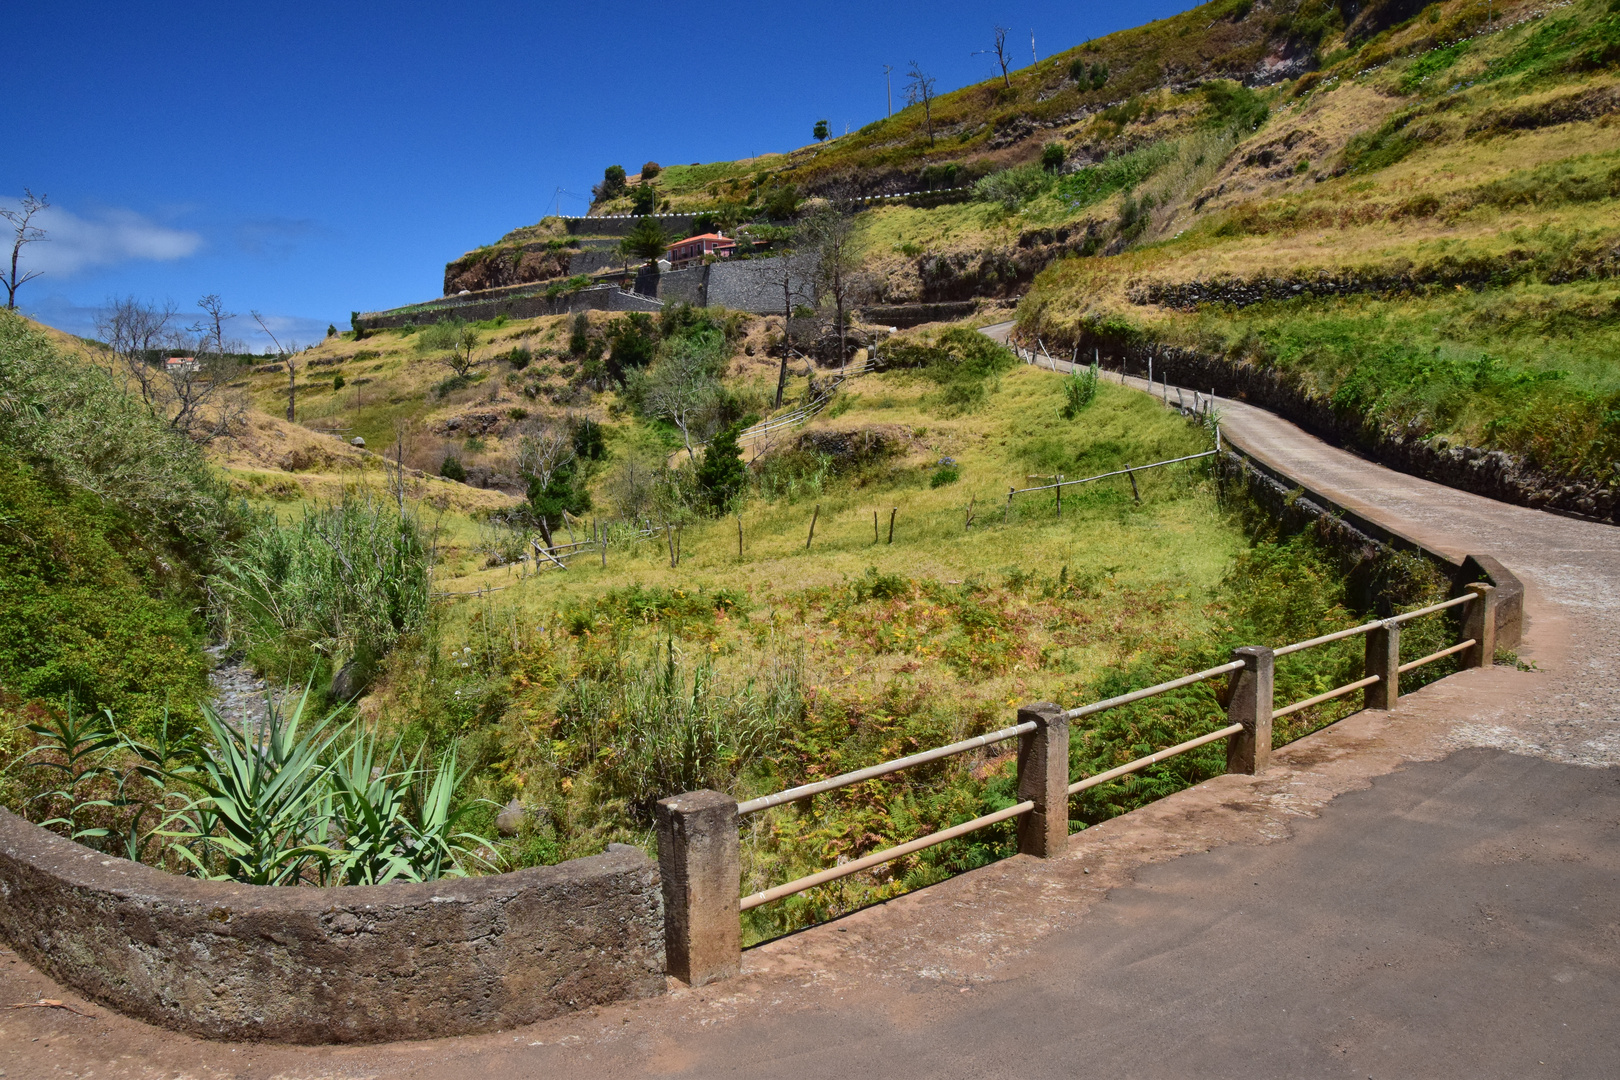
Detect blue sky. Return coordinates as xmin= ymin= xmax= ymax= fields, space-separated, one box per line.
xmin=8 ymin=1 xmax=1194 ymax=350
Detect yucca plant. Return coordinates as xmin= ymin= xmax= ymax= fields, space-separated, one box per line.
xmin=162 ymin=687 xmax=347 ymax=886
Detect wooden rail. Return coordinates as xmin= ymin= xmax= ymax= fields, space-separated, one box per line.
xmin=654 ymin=579 xmax=1500 ymax=984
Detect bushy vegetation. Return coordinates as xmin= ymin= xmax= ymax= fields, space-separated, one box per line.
xmin=0 ymin=313 xmax=223 ymax=738
xmin=211 ymin=494 xmax=432 ymax=689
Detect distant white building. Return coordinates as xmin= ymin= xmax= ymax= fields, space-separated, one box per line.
xmin=164 ymin=356 xmax=199 ymax=374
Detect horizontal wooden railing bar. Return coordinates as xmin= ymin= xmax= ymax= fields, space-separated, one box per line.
xmin=1062 ymin=660 xmax=1247 ymax=723
xmin=1010 ymin=450 xmax=1217 ymax=497
xmin=1273 ymin=619 xmax=1382 ymax=657
xmin=1387 ymin=592 xmax=1475 ymax=624
xmin=1067 ymin=723 xmax=1245 ymax=797
xmin=1273 ymin=675 xmax=1382 ymax=720
xmin=736 ymin=720 xmax=1038 ymax=816
xmin=738 ymin=800 xmax=1035 ymax=912
xmin=1398 ymin=638 xmax=1476 ymax=674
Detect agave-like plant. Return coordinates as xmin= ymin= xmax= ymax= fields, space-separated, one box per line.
xmin=397 ymin=744 xmax=497 ymax=881
xmin=19 ymin=699 xmax=120 ymax=845
xmin=162 ymin=686 xmax=347 ymax=886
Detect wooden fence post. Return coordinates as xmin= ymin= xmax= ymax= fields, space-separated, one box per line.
xmin=1364 ymin=620 xmax=1400 ymax=710
xmin=887 ymin=507 xmax=896 ymax=544
xmin=655 ymin=790 xmax=740 ymax=986
xmin=1016 ymin=702 xmax=1069 ymax=858
xmin=806 ymin=504 xmax=819 ymax=549
xmin=1462 ymin=583 xmax=1497 ymax=668
xmin=1225 ymin=645 xmax=1274 ymax=775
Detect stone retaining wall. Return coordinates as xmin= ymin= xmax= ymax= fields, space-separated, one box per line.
xmin=359 ymin=285 xmax=658 ymax=329
xmin=0 ymin=810 xmax=664 ymax=1044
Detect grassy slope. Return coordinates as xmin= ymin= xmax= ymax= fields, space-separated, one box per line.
xmin=1015 ymin=0 xmax=1620 ymax=490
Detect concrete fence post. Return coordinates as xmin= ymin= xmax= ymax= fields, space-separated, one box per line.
xmin=1015 ymin=702 xmax=1070 ymax=858
xmin=1462 ymin=582 xmax=1497 ymax=668
xmin=1225 ymin=646 xmax=1274 ymax=775
xmin=1364 ymin=620 xmax=1400 ymax=710
xmin=654 ymin=790 xmax=740 ymax=986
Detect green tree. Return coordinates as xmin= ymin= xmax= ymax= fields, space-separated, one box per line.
xmin=695 ymin=422 xmax=747 ymax=513
xmin=526 ymin=456 xmax=590 ymax=522
xmin=598 ymin=164 xmax=628 ymax=201
xmin=631 ymin=184 xmax=656 ymax=215
xmin=620 ymin=216 xmax=670 ymax=265
xmin=813 ymin=119 xmax=830 ymax=142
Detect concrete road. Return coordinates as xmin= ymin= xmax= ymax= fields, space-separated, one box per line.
xmin=2 ymin=334 xmax=1617 ymax=1078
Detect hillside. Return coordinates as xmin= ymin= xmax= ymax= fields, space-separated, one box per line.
xmin=404 ymin=0 xmax=1619 ymax=522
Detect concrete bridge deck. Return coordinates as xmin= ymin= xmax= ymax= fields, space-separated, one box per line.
xmin=3 ymin=345 xmax=1617 ymax=1078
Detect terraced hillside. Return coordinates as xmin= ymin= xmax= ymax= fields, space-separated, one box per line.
xmin=423 ymin=0 xmax=1619 ymax=520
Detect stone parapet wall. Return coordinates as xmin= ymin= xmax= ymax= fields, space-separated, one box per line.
xmin=0 ymin=810 xmax=664 ymax=1044
xmin=1219 ymin=448 xmax=1523 ymax=648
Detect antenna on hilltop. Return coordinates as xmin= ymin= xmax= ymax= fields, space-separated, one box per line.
xmin=883 ymin=64 xmax=894 ymax=117
xmin=1031 ymin=30 xmax=1038 ymax=64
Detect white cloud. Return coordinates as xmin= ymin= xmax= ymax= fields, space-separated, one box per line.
xmin=1 ymin=197 xmax=203 ymax=277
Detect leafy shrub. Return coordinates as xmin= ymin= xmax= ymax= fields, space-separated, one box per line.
xmin=852 ymin=567 xmax=912 ymax=602
xmin=606 ymin=312 xmax=658 ymax=380
xmin=440 ymin=454 xmax=467 ymax=482
xmin=548 ymin=643 xmax=799 ymax=821
xmin=504 ymin=345 xmax=532 ymax=369
xmin=640 ymin=161 xmax=662 ymax=180
xmin=631 ymin=185 xmax=656 ymax=215
xmin=1200 ymin=80 xmax=1268 ymax=131
xmin=332 ymin=375 xmax=345 ymax=391
xmin=1041 ymin=142 xmax=1068 ymax=172
xmin=762 ymin=184 xmax=801 ymax=219
xmin=598 ymin=164 xmax=628 ymax=201
xmin=974 ymin=163 xmax=1056 ymax=209
xmin=696 ymin=422 xmax=748 ymax=513
xmin=930 ymin=460 xmax=961 ymax=486
xmin=1061 ymin=364 xmax=1100 ymax=418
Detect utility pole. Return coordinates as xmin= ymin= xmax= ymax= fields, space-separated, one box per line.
xmin=1031 ymin=31 xmax=1038 ymax=65
xmin=883 ymin=65 xmax=894 ymax=117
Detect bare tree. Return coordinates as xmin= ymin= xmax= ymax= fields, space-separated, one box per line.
xmin=756 ymin=245 xmax=815 ymax=408
xmin=2 ymin=189 xmax=49 ymax=310
xmin=905 ymin=63 xmax=937 ymax=146
xmin=97 ymin=295 xmax=245 ymax=444
xmin=252 ymin=310 xmax=299 ymax=422
xmin=515 ymin=421 xmax=575 ymax=491
xmin=97 ymin=296 xmax=178 ymax=409
xmin=802 ymin=205 xmax=862 ymax=367
xmin=645 ymin=336 xmax=722 ymax=460
xmin=441 ymin=324 xmax=480 ymax=377
xmin=976 ymin=27 xmax=1013 ymax=89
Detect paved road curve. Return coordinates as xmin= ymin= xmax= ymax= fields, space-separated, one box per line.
xmin=2 ymin=333 xmax=1616 ymax=1078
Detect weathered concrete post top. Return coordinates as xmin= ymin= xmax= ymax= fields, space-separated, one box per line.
xmin=1015 ymin=701 xmax=1069 ymax=859
xmin=1462 ymin=582 xmax=1497 ymax=669
xmin=1226 ymin=645 xmax=1275 ymax=775
xmin=1364 ymin=619 xmax=1401 ymax=711
xmin=654 ymin=789 xmax=740 ymax=986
